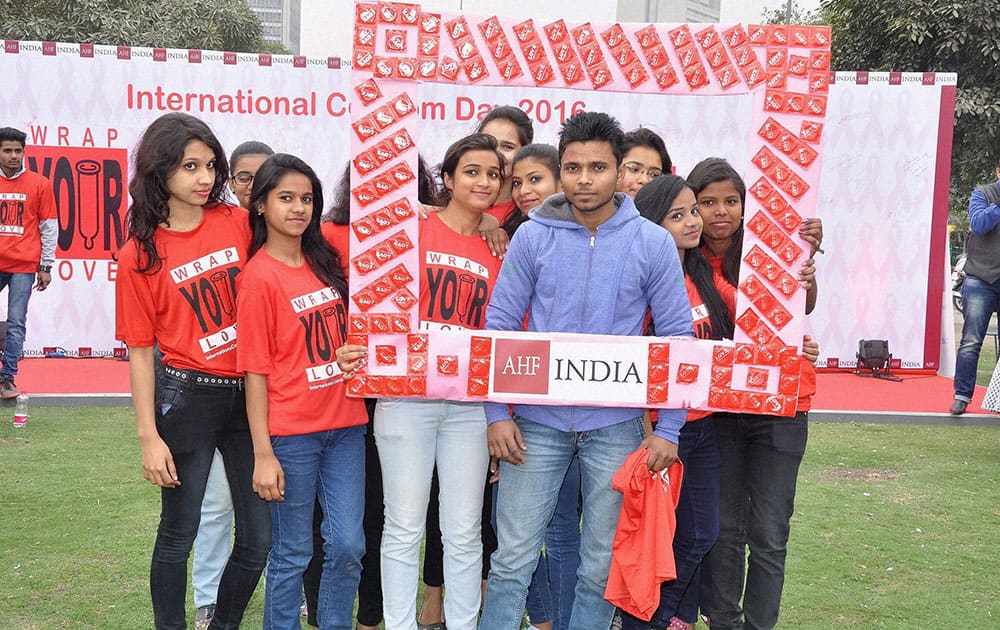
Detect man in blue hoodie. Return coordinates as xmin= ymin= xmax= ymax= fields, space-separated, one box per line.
xmin=479 ymin=111 xmax=694 ymax=630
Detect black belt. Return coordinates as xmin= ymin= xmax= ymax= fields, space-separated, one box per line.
xmin=164 ymin=365 xmax=244 ymax=390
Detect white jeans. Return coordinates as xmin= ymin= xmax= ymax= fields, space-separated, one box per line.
xmin=375 ymin=398 xmax=489 ymax=630
xmin=191 ymin=449 xmax=234 ymax=608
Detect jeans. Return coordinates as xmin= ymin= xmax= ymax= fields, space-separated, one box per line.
xmin=264 ymin=425 xmax=366 ymax=630
xmin=954 ymin=275 xmax=1000 ymax=400
xmin=150 ymin=374 xmax=271 ymax=630
xmin=0 ymin=272 xmax=34 ymax=381
xmin=701 ymin=412 xmax=808 ymax=630
xmin=357 ymin=407 xmax=385 ymax=627
xmin=192 ymin=449 xmax=234 ymax=608
xmin=620 ymin=418 xmax=720 ymax=629
xmin=375 ymin=398 xmax=489 ymax=630
xmin=480 ymin=415 xmax=645 ymax=630
xmin=525 ymin=455 xmax=582 ymax=630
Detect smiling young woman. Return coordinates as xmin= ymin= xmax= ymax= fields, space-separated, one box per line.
xmin=339 ymin=134 xmax=506 ymax=630
xmin=237 ymin=154 xmax=368 ymax=629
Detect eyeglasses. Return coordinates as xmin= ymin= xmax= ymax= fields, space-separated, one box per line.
xmin=231 ymin=171 xmax=254 ymax=186
xmin=623 ymin=162 xmax=663 ymax=179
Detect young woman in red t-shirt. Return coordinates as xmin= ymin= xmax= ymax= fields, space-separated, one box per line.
xmin=115 ymin=112 xmax=270 ymax=629
xmin=686 ymin=158 xmax=820 ymax=630
xmin=628 ymin=174 xmax=732 ymax=630
xmin=341 ymin=134 xmax=505 ymax=630
xmin=476 ymin=106 xmax=534 ymax=226
xmin=236 ymin=154 xmax=369 ymax=629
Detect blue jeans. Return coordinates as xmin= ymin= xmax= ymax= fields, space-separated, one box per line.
xmin=701 ymin=412 xmax=808 ymax=630
xmin=264 ymin=425 xmax=366 ymax=630
xmin=192 ymin=449 xmax=234 ymax=608
xmin=480 ymin=415 xmax=645 ymax=630
xmin=151 ymin=374 xmax=271 ymax=630
xmin=0 ymin=272 xmax=34 ymax=381
xmin=954 ymin=275 xmax=1000 ymax=400
xmin=620 ymin=418 xmax=720 ymax=629
xmin=375 ymin=398 xmax=489 ymax=630
xmin=525 ymin=455 xmax=582 ymax=630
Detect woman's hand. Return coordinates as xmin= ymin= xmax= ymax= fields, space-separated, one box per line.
xmin=252 ymin=452 xmax=285 ymax=502
xmin=140 ymin=434 xmax=180 ymax=488
xmin=336 ymin=344 xmax=368 ymax=381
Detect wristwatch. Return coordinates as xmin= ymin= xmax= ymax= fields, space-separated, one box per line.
xmin=38 ymin=264 xmax=52 ymax=273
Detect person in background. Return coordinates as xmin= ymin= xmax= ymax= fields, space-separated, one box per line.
xmin=950 ymin=157 xmax=1000 ymax=415
xmin=191 ymin=138 xmax=275 ymax=630
xmin=474 ymin=105 xmax=534 ymax=226
xmin=227 ymin=141 xmax=275 ymax=209
xmin=115 ymin=112 xmax=270 ymax=629
xmin=0 ymin=127 xmax=57 ymax=399
xmin=616 ymin=128 xmax=672 ymax=200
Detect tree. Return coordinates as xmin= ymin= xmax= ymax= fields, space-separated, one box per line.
xmin=761 ymin=1 xmax=823 ymax=25
xmin=822 ymin=0 xmax=1000 ymax=227
xmin=0 ymin=0 xmax=267 ymax=52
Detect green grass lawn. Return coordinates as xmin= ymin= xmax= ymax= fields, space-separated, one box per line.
xmin=1 ymin=408 xmax=998 ymax=628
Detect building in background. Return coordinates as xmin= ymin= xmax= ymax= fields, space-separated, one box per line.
xmin=247 ymin=0 xmax=301 ymax=53
xmin=618 ymin=0 xmax=721 ymax=22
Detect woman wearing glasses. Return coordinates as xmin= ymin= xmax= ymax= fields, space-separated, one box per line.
xmin=616 ymin=128 xmax=672 ymax=199
xmin=228 ymin=141 xmax=275 ymax=209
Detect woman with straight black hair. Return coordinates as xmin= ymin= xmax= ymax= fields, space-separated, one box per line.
xmin=238 ymin=153 xmax=369 ymax=629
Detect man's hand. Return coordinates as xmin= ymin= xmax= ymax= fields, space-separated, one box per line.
xmin=636 ymin=434 xmax=679 ymax=472
xmin=488 ymin=419 xmax=527 ymax=465
xmin=35 ymin=271 xmax=51 ymax=291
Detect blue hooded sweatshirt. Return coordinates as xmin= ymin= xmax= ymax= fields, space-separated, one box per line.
xmin=484 ymin=191 xmax=693 ymax=443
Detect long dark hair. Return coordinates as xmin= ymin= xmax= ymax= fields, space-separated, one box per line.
xmin=687 ymin=157 xmax=746 ymax=289
xmin=437 ymin=134 xmax=505 ymax=204
xmin=503 ymin=143 xmax=559 ymax=238
xmin=324 ymin=154 xmax=443 ymax=226
xmin=634 ymin=175 xmax=734 ymax=340
xmin=127 ymin=113 xmax=230 ymax=272
xmin=248 ymin=154 xmax=347 ymax=299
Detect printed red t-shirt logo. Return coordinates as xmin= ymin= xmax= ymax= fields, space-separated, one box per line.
xmin=493 ymin=338 xmax=550 ymax=395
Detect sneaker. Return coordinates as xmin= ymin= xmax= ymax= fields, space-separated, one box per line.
xmin=610 ymin=611 xmax=623 ymax=630
xmin=669 ymin=617 xmax=694 ymax=630
xmin=0 ymin=380 xmax=18 ymax=400
xmin=194 ymin=604 xmax=215 ymax=630
xmin=949 ymin=399 xmax=968 ymax=415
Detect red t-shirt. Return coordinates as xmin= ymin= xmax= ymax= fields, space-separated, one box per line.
xmin=606 ymin=451 xmax=684 ymax=621
xmin=236 ymin=249 xmax=368 ymax=436
xmin=485 ymin=200 xmax=516 ymax=224
xmin=321 ymin=221 xmax=350 ymax=260
xmin=115 ymin=204 xmax=249 ymax=376
xmin=703 ymin=252 xmax=737 ymax=322
xmin=418 ymin=212 xmax=502 ymax=331
xmin=797 ymin=360 xmax=816 ymax=412
xmin=0 ymin=169 xmax=57 ymax=273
